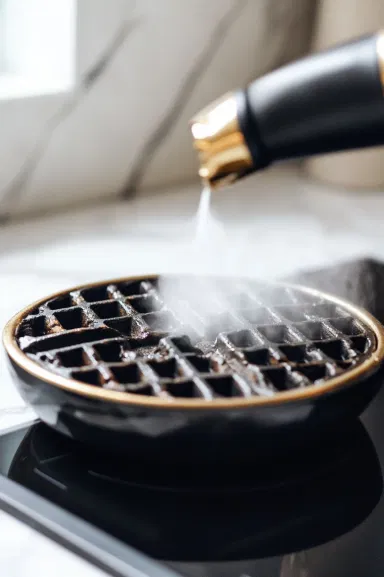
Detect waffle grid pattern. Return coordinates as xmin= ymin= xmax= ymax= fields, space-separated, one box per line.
xmin=16 ymin=278 xmax=375 ymax=400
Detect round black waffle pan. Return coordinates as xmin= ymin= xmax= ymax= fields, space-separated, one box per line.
xmin=4 ymin=275 xmax=384 ymax=462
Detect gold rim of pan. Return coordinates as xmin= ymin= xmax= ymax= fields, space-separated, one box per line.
xmin=4 ymin=274 xmax=384 ymax=410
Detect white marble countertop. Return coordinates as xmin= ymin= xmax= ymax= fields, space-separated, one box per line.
xmin=1 ymin=164 xmax=384 ymax=574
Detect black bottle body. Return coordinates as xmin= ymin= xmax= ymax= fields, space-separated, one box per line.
xmin=238 ymin=34 xmax=384 ymax=171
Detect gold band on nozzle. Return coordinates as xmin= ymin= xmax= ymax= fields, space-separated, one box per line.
xmin=190 ymin=92 xmax=253 ymax=189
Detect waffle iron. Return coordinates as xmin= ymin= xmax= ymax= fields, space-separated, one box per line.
xmin=4 ymin=275 xmax=384 ymax=462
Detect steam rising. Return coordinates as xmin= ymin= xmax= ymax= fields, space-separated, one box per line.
xmin=158 ymin=186 xmax=247 ymax=341
xmin=195 ymin=186 xmax=212 ymax=243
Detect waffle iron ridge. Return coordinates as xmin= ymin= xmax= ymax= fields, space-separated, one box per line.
xmin=15 ymin=277 xmax=377 ymax=401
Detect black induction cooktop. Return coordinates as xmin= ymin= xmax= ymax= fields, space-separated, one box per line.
xmin=1 ymin=384 xmax=384 ymax=577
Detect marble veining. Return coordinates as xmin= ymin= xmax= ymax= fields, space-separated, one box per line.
xmin=0 ymin=0 xmax=314 ymax=221
xmin=0 ymin=7 xmax=141 ymax=222
xmin=120 ymin=0 xmax=246 ymax=198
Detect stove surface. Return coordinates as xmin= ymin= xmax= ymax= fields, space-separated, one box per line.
xmin=2 ymin=384 xmax=384 ymax=577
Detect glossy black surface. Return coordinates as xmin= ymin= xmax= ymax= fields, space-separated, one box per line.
xmin=2 ymin=389 xmax=384 ymax=577
xmin=243 ymin=34 xmax=384 ymax=169
xmin=9 ymin=357 xmax=384 ymax=463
